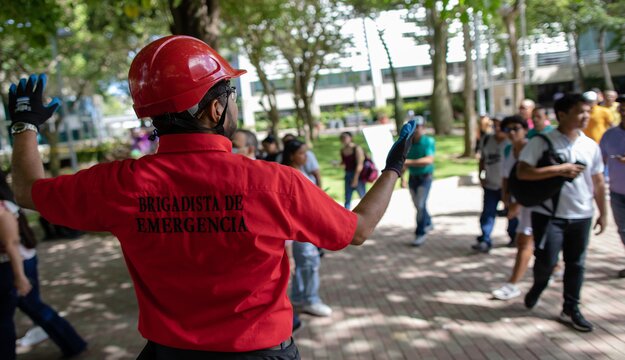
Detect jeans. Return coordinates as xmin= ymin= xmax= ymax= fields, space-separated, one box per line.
xmin=0 ymin=256 xmax=86 ymax=359
xmin=530 ymin=212 xmax=592 ymax=311
xmin=0 ymin=261 xmax=17 ymax=359
xmin=290 ymin=242 xmax=321 ymax=305
xmin=344 ymin=170 xmax=366 ymax=209
xmin=478 ymin=188 xmax=518 ymax=246
xmin=409 ymin=174 xmax=433 ymax=236
xmin=611 ymin=191 xmax=625 ymax=246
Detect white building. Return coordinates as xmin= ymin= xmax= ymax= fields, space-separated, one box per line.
xmin=236 ymin=9 xmax=625 ymax=128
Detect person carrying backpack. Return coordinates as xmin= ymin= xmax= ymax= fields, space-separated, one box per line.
xmin=491 ymin=115 xmax=531 ymax=300
xmin=517 ymin=93 xmax=607 ymax=332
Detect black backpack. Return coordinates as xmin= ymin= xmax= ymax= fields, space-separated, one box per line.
xmin=508 ymin=134 xmax=568 ymax=211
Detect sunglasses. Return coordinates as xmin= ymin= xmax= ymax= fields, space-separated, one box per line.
xmin=503 ymin=126 xmax=524 ymax=133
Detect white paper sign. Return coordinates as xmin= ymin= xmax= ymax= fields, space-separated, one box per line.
xmin=362 ymin=125 xmax=395 ymax=176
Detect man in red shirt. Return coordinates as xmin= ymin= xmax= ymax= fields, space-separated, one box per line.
xmin=8 ymin=35 xmax=416 ymax=359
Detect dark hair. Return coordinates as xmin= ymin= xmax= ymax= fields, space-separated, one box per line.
xmin=340 ymin=131 xmax=352 ymax=139
xmin=262 ymin=134 xmax=276 ymax=144
xmin=152 ymin=80 xmax=231 ymax=136
xmin=281 ymin=133 xmax=297 ymax=144
xmin=0 ymin=171 xmax=36 ymax=249
xmin=501 ymin=115 xmax=528 ymax=130
xmin=533 ymin=104 xmax=545 ymax=112
xmin=281 ymin=140 xmax=305 ymax=166
xmin=553 ymin=93 xmax=588 ymax=122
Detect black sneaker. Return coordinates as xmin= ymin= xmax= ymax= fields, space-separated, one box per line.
xmin=524 ymin=286 xmax=541 ymax=309
xmin=471 ymin=242 xmax=490 ymax=253
xmin=618 ymin=269 xmax=625 ymax=278
xmin=559 ymin=308 xmax=593 ymax=332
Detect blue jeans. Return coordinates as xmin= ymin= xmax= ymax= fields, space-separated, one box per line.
xmin=479 ymin=188 xmax=518 ymax=246
xmin=290 ymin=242 xmax=321 ymax=305
xmin=611 ymin=191 xmax=625 ymax=246
xmin=344 ymin=171 xmax=366 ymax=209
xmin=0 ymin=256 xmax=86 ymax=359
xmin=409 ymin=174 xmax=433 ymax=236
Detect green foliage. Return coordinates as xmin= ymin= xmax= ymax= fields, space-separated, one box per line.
xmin=404 ymin=100 xmax=430 ymax=115
xmin=451 ymin=93 xmax=465 ymax=114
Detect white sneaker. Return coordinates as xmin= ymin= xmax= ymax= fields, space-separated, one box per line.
xmin=16 ymin=326 xmax=49 ymax=347
xmin=301 ymin=302 xmax=332 ymax=317
xmin=411 ymin=235 xmax=427 ymax=247
xmin=492 ymin=283 xmax=521 ymax=300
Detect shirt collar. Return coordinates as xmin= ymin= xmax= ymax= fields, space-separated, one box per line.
xmin=156 ymin=133 xmax=233 ymax=154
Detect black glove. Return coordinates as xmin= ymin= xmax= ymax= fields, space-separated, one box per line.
xmin=8 ymin=74 xmax=60 ymax=129
xmin=383 ymin=120 xmax=416 ymax=176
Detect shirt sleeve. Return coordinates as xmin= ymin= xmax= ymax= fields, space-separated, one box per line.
xmin=305 ymin=151 xmax=320 ymax=173
xmin=519 ymin=137 xmax=547 ymax=166
xmin=590 ymin=143 xmax=605 ymax=176
xmin=32 ymin=162 xmax=119 ymax=232
xmin=425 ymin=137 xmax=435 ymax=156
xmin=286 ymin=170 xmax=357 ymax=251
xmin=502 ymin=151 xmax=514 ymax=179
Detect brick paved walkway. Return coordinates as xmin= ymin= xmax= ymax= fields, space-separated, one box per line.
xmin=15 ymin=177 xmax=625 ymax=359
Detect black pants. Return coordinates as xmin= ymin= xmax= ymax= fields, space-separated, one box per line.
xmin=137 ymin=338 xmax=300 ymax=360
xmin=531 ymin=212 xmax=592 ymax=311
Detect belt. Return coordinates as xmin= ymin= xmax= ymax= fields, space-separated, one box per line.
xmin=263 ymin=337 xmax=293 ymax=351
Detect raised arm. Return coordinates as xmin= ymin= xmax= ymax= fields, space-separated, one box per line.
xmin=8 ymin=74 xmax=59 ymax=210
xmin=351 ymin=121 xmax=416 ymax=245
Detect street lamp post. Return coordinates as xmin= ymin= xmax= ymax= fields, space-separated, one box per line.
xmin=50 ymin=28 xmax=78 ymax=171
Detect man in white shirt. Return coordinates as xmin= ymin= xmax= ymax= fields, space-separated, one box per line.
xmin=473 ymin=118 xmax=518 ymax=253
xmin=517 ymin=93 xmax=607 ymax=332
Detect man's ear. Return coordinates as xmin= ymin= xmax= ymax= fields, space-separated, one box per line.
xmin=206 ymin=99 xmax=223 ymax=127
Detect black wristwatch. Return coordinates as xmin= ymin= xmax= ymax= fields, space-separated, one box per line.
xmin=10 ymin=122 xmax=38 ymax=135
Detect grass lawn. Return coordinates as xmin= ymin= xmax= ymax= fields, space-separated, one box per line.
xmin=312 ymin=132 xmax=477 ymax=204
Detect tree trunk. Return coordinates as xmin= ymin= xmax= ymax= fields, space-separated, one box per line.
xmin=248 ymin=56 xmax=280 ymax=135
xmin=42 ymin=124 xmax=61 ymax=177
xmin=598 ymin=28 xmax=615 ymax=91
xmin=503 ymin=9 xmax=524 ymax=109
xmin=572 ymin=33 xmax=586 ymax=91
xmin=376 ymin=27 xmax=403 ymax=131
xmin=428 ymin=8 xmax=453 ymax=135
xmin=168 ymin=0 xmax=220 ymax=49
xmin=462 ymin=19 xmax=476 ymax=158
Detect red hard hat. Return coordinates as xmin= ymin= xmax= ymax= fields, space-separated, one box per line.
xmin=129 ymin=35 xmax=246 ymax=118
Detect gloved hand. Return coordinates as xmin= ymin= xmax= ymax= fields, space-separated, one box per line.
xmin=382 ymin=120 xmax=416 ymax=176
xmin=8 ymin=74 xmax=60 ymax=129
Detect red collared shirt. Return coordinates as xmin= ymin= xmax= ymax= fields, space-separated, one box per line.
xmin=32 ymin=133 xmax=357 ymax=352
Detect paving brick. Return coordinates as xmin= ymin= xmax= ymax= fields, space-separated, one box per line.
xmin=14 ymin=179 xmax=625 ymax=359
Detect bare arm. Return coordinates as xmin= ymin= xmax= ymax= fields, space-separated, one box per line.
xmin=11 ymin=131 xmax=45 ymax=210
xmin=516 ymin=161 xmax=583 ymax=181
xmin=592 ymin=173 xmax=607 ymax=235
xmin=405 ymin=156 xmax=434 ymax=167
xmin=0 ymin=211 xmax=31 ymax=296
xmin=351 ymin=170 xmax=399 ymax=245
